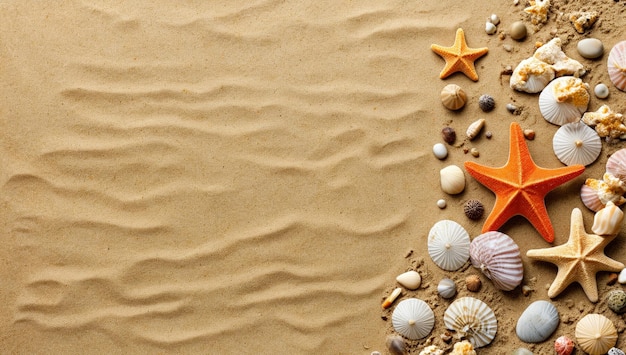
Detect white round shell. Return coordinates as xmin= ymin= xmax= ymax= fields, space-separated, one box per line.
xmin=515 ymin=300 xmax=559 ymax=343
xmin=469 ymin=231 xmax=523 ymax=291
xmin=440 ymin=165 xmax=465 ymax=195
xmin=539 ymin=77 xmax=589 ymax=126
xmin=606 ymin=148 xmax=626 ymax=183
xmin=594 ymin=83 xmax=610 ymax=99
xmin=428 ymin=220 xmax=470 ymax=271
xmin=391 ymin=298 xmax=435 ymax=340
xmin=608 ymin=41 xmax=626 ymax=91
xmin=575 ymin=313 xmax=617 ymax=355
xmin=433 ymin=143 xmax=448 ymax=160
xmin=443 ymin=297 xmax=497 ymax=348
xmin=552 ymin=121 xmax=601 ymax=166
xmin=437 ymin=278 xmax=457 ymax=299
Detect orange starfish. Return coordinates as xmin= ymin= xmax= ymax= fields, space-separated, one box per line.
xmin=464 ymin=122 xmax=585 ymax=243
xmin=527 ymin=208 xmax=624 ymax=302
xmin=431 ymin=28 xmax=488 ymax=81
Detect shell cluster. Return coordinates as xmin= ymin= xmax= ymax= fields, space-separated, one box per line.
xmin=515 ymin=300 xmax=559 ymax=343
xmin=582 ymin=104 xmax=626 ymax=140
xmin=581 ymin=172 xmax=626 ymax=212
xmin=469 ymin=231 xmax=523 ymax=291
xmin=539 ymin=76 xmax=589 ymax=126
xmin=391 ymin=298 xmax=435 ymax=340
xmin=552 ymin=121 xmax=601 ymax=166
xmin=575 ymin=313 xmax=617 ymax=355
xmin=608 ymin=41 xmax=626 ymax=91
xmin=443 ymin=297 xmax=497 ymax=348
xmin=428 ymin=220 xmax=470 ymax=271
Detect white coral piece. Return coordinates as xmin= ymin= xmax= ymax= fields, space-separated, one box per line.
xmin=524 ymin=0 xmax=550 ymax=25
xmin=586 ymin=172 xmax=626 ymax=207
xmin=534 ymin=38 xmax=585 ymax=77
xmin=582 ymin=105 xmax=626 ymax=140
xmin=419 ymin=345 xmax=445 ymax=355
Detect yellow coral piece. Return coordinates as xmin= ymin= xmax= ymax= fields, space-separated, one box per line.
xmin=450 ymin=341 xmax=476 ymax=355
xmin=419 ymin=345 xmax=445 ymax=355
xmin=569 ymin=11 xmax=599 ymax=34
xmin=582 ymin=105 xmax=626 ymax=139
xmin=585 ymin=172 xmax=626 ymax=206
xmin=553 ymin=77 xmax=590 ymax=106
xmin=524 ymin=0 xmax=550 ymax=25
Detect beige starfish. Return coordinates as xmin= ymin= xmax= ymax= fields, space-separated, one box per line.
xmin=527 ymin=208 xmax=624 ymax=302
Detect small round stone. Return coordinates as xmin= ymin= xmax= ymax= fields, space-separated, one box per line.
xmin=464 ymin=199 xmax=484 ymax=220
xmin=524 ymin=129 xmax=535 ymax=140
xmin=442 ymin=126 xmax=456 ymax=145
xmin=490 ymin=14 xmax=500 ymax=26
xmin=607 ymin=289 xmax=626 ymax=313
xmin=433 ymin=143 xmax=448 ymax=159
xmin=466 ymin=274 xmax=482 ymax=292
xmin=485 ymin=131 xmax=493 ymax=139
xmin=594 ymin=83 xmax=610 ymax=99
xmin=478 ymin=94 xmax=495 ymax=112
xmin=437 ymin=199 xmax=447 ymax=209
xmin=510 ymin=21 xmax=527 ymax=41
xmin=577 ymin=38 xmax=604 ymax=59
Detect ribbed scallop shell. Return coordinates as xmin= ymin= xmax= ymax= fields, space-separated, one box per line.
xmin=391 ymin=298 xmax=435 ymax=340
xmin=552 ymin=121 xmax=601 ymax=166
xmin=428 ymin=220 xmax=470 ymax=271
xmin=437 ymin=278 xmax=457 ymax=299
xmin=608 ymin=41 xmax=626 ymax=91
xmin=515 ymin=300 xmax=559 ymax=343
xmin=606 ymin=148 xmax=626 ymax=183
xmin=575 ymin=313 xmax=617 ymax=355
xmin=469 ymin=231 xmax=523 ymax=291
xmin=592 ymin=201 xmax=624 ymax=236
xmin=581 ymin=183 xmax=605 ymax=212
xmin=443 ymin=297 xmax=497 ymax=348
xmin=441 ymin=84 xmax=467 ymax=110
xmin=539 ymin=77 xmax=589 ymax=126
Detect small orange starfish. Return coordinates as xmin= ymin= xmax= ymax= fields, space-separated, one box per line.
xmin=527 ymin=208 xmax=624 ymax=302
xmin=464 ymin=122 xmax=585 ymax=243
xmin=431 ymin=28 xmax=488 ymax=81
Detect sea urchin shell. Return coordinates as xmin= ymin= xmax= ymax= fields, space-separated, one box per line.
xmin=463 ymin=199 xmax=485 ymax=220
xmin=478 ymin=94 xmax=495 ymax=112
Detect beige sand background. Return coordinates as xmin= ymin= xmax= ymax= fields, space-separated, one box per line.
xmin=0 ymin=1 xmax=624 ymax=354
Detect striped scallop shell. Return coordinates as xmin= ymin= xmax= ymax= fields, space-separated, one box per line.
xmin=428 ymin=220 xmax=470 ymax=271
xmin=443 ymin=297 xmax=497 ymax=348
xmin=469 ymin=231 xmax=523 ymax=291
xmin=552 ymin=121 xmax=601 ymax=166
xmin=581 ymin=183 xmax=605 ymax=212
xmin=539 ymin=77 xmax=589 ymax=126
xmin=575 ymin=313 xmax=617 ymax=355
xmin=592 ymin=201 xmax=624 ymax=236
xmin=392 ymin=298 xmax=435 ymax=340
xmin=608 ymin=41 xmax=626 ymax=91
xmin=606 ymin=148 xmax=626 ymax=183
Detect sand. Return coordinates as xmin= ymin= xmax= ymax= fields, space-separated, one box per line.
xmin=0 ymin=1 xmax=624 ymax=354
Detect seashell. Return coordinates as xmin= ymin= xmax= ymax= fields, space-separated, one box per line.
xmin=437 ymin=199 xmax=447 ymax=209
xmin=428 ymin=220 xmax=470 ymax=271
xmin=582 ymin=104 xmax=626 ymax=140
xmin=419 ymin=345 xmax=444 ymax=355
xmin=511 ymin=349 xmax=533 ymax=355
xmin=466 ymin=118 xmax=485 ymax=140
xmin=539 ymin=76 xmax=589 ymax=126
xmin=441 ymin=84 xmax=467 ymax=110
xmin=485 ymin=22 xmax=496 ymax=35
xmin=510 ymin=21 xmax=527 ymax=40
xmin=608 ymin=41 xmax=626 ymax=91
xmin=437 ymin=278 xmax=457 ymax=299
xmin=533 ymin=38 xmax=585 ymax=78
xmin=515 ymin=300 xmax=559 ymax=343
xmin=569 ymin=11 xmax=599 ymax=34
xmin=609 ymin=348 xmax=626 ymax=355
xmin=582 ymin=173 xmax=626 ymax=212
xmin=592 ymin=201 xmax=624 ymax=236
xmin=594 ymin=83 xmax=610 ymax=99
xmin=523 ymin=129 xmax=535 ymax=140
xmin=580 ymin=183 xmax=606 ymax=212
xmin=470 ymin=148 xmax=479 ymax=157
xmin=510 ymin=56 xmax=555 ymax=93
xmin=619 ymin=268 xmax=626 ymax=284
xmin=490 ymin=14 xmax=500 ymax=26
xmin=478 ymin=94 xmax=495 ymax=112
xmin=554 ymin=335 xmax=574 ymax=355
xmin=440 ymin=165 xmax=466 ymax=195
xmin=443 ymin=297 xmax=497 ymax=348
xmin=552 ymin=121 xmax=601 ymax=166
xmin=524 ymin=0 xmax=550 ymax=25
xmin=469 ymin=231 xmax=523 ymax=291
xmin=382 ymin=287 xmax=402 ymax=309
xmin=386 ymin=335 xmax=406 ymax=355
xmin=606 ymin=148 xmax=626 ymax=183
xmin=465 ymin=274 xmax=481 ymax=292
xmin=463 ymin=199 xmax=484 ymax=220
xmin=606 ymin=289 xmax=626 ymax=314
xmin=450 ymin=341 xmax=475 ymax=355
xmin=575 ymin=313 xmax=617 ymax=355
xmin=396 ymin=270 xmax=421 ymax=290
xmin=391 ymin=298 xmax=435 ymax=340
xmin=433 ymin=143 xmax=448 ymax=160
xmin=442 ymin=126 xmax=457 ymax=145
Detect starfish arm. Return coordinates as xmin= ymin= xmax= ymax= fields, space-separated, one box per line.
xmin=546 ymin=261 xmax=580 ymax=299
xmin=517 ymin=198 xmax=554 ymax=242
xmin=528 ymin=165 xmax=586 ymax=194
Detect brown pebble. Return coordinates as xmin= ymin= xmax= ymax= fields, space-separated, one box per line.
xmin=524 ymin=129 xmax=535 ymax=140
xmin=466 ymin=274 xmax=482 ymax=292
xmin=510 ymin=21 xmax=527 ymax=41
xmin=463 ymin=147 xmax=469 ymax=154
xmin=522 ymin=285 xmax=533 ymax=296
xmin=464 ymin=199 xmax=485 ymax=220
xmin=608 ymin=273 xmax=619 ymax=285
xmin=485 ymin=131 xmax=493 ymax=139
xmin=442 ymin=127 xmax=456 ymax=145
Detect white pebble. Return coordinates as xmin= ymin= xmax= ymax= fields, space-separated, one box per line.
xmin=485 ymin=22 xmax=497 ymax=35
xmin=490 ymin=14 xmax=500 ymax=25
xmin=433 ymin=143 xmax=448 ymax=159
xmin=594 ymin=83 xmax=609 ymax=99
xmin=437 ymin=199 xmax=447 ymax=209
xmin=619 ymin=268 xmax=626 ymax=284
xmin=577 ymin=38 xmax=604 ymax=59
xmin=396 ymin=270 xmax=421 ymax=290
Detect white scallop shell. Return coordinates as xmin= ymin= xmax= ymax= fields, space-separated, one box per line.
xmin=539 ymin=77 xmax=589 ymax=126
xmin=469 ymin=231 xmax=523 ymax=291
xmin=608 ymin=41 xmax=626 ymax=91
xmin=428 ymin=220 xmax=471 ymax=271
xmin=443 ymin=297 xmax=497 ymax=348
xmin=392 ymin=298 xmax=435 ymax=340
xmin=606 ymin=148 xmax=626 ymax=183
xmin=575 ymin=313 xmax=617 ymax=355
xmin=437 ymin=278 xmax=457 ymax=299
xmin=581 ymin=183 xmax=605 ymax=212
xmin=552 ymin=121 xmax=601 ymax=166
xmin=515 ymin=300 xmax=559 ymax=343
xmin=440 ymin=165 xmax=466 ymax=195
xmin=592 ymin=201 xmax=624 ymax=236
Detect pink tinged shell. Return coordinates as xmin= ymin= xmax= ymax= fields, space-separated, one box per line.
xmin=581 ymin=183 xmax=605 ymax=212
xmin=469 ymin=231 xmax=523 ymax=291
xmin=592 ymin=201 xmax=624 ymax=236
xmin=554 ymin=335 xmax=574 ymax=355
xmin=608 ymin=41 xmax=626 ymax=91
xmin=606 ymin=148 xmax=626 ymax=183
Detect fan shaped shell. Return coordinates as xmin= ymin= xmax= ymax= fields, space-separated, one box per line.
xmin=539 ymin=77 xmax=589 ymax=126
xmin=606 ymin=148 xmax=626 ymax=183
xmin=515 ymin=300 xmax=559 ymax=343
xmin=391 ymin=298 xmax=435 ymax=340
xmin=428 ymin=220 xmax=470 ymax=271
xmin=575 ymin=313 xmax=617 ymax=355
xmin=443 ymin=297 xmax=497 ymax=348
xmin=608 ymin=41 xmax=626 ymax=91
xmin=552 ymin=121 xmax=601 ymax=166
xmin=469 ymin=231 xmax=523 ymax=291
xmin=580 ymin=183 xmax=604 ymax=212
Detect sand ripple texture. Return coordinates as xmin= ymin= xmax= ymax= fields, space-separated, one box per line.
xmin=0 ymin=1 xmax=465 ymax=353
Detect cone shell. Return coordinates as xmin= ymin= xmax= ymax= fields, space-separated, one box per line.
xmin=539 ymin=76 xmax=589 ymax=126
xmin=552 ymin=121 xmax=601 ymax=166
xmin=606 ymin=148 xmax=626 ymax=183
xmin=428 ymin=220 xmax=470 ymax=271
xmin=592 ymin=201 xmax=624 ymax=236
xmin=441 ymin=84 xmax=467 ymax=110
xmin=466 ymin=118 xmax=486 ymax=140
xmin=440 ymin=165 xmax=466 ymax=195
xmin=443 ymin=297 xmax=497 ymax=348
xmin=608 ymin=41 xmax=626 ymax=91
xmin=575 ymin=313 xmax=617 ymax=355
xmin=469 ymin=231 xmax=523 ymax=291
xmin=391 ymin=298 xmax=435 ymax=340
xmin=515 ymin=300 xmax=559 ymax=343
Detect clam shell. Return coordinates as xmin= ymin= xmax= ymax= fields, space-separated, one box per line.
xmin=469 ymin=231 xmax=523 ymax=291
xmin=580 ymin=183 xmax=605 ymax=212
xmin=592 ymin=201 xmax=624 ymax=236
xmin=466 ymin=118 xmax=486 ymax=140
xmin=440 ymin=165 xmax=466 ymax=195
xmin=575 ymin=313 xmax=617 ymax=355
xmin=606 ymin=148 xmax=626 ymax=183
xmin=539 ymin=77 xmax=589 ymax=126
xmin=443 ymin=297 xmax=497 ymax=348
xmin=515 ymin=300 xmax=559 ymax=343
xmin=396 ymin=270 xmax=421 ymax=290
xmin=437 ymin=278 xmax=457 ymax=299
xmin=428 ymin=220 xmax=471 ymax=271
xmin=608 ymin=41 xmax=626 ymax=91
xmin=552 ymin=121 xmax=601 ymax=166
xmin=441 ymin=84 xmax=467 ymax=110
xmin=391 ymin=298 xmax=435 ymax=340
